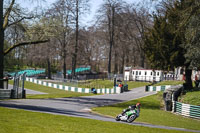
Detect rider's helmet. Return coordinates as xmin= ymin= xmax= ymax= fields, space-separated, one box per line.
xmin=136 ymin=103 xmax=141 ymax=109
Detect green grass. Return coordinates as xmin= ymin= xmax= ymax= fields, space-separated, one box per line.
xmin=50 ymin=79 xmax=150 ymax=89
xmin=65 ymin=79 xmax=113 ymax=88
xmin=9 ymin=80 xmax=93 ymax=99
xmin=127 ymin=81 xmax=151 ymax=89
xmin=92 ymin=92 xmax=200 ymax=130
xmin=54 ymin=79 xmax=116 ymax=89
xmin=0 ymin=107 xmax=192 ymax=133
xmin=180 ymin=90 xmax=200 ymax=105
xmin=153 ymin=80 xmax=185 ymax=86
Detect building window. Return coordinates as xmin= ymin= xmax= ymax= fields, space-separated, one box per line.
xmin=139 ymin=71 xmax=141 ymax=75
xmin=136 ymin=71 xmax=138 ymax=75
xmin=132 ymin=71 xmax=134 ymax=75
xmin=145 ymin=71 xmax=147 ymax=75
xmin=151 ymin=72 xmax=152 ymax=75
xmin=157 ymin=72 xmax=159 ymax=76
xmin=154 ymin=72 xmax=156 ymax=76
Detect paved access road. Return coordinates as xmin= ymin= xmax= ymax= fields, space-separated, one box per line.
xmin=1 ymin=86 xmax=154 ymax=112
xmin=0 ymin=87 xmax=199 ymax=132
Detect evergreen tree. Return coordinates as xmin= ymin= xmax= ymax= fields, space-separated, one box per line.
xmin=144 ymin=0 xmax=197 ymax=89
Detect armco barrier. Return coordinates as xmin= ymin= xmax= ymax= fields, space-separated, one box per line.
xmin=26 ymin=78 xmax=121 ymax=94
xmin=145 ymin=85 xmax=171 ymax=92
xmin=172 ymin=101 xmax=200 ymax=119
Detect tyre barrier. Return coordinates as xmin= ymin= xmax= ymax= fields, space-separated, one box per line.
xmin=172 ymin=101 xmax=200 ymax=119
xmin=26 ymin=77 xmax=122 ymax=94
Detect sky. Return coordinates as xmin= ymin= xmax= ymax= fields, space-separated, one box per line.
xmin=18 ymin=0 xmax=137 ymax=26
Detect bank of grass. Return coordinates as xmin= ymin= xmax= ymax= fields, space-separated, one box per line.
xmin=92 ymin=92 xmax=200 ymax=130
xmin=153 ymin=80 xmax=185 ymax=86
xmin=9 ymin=80 xmax=93 ymax=99
xmin=0 ymin=107 xmax=191 ymax=133
xmin=153 ymin=81 xmax=200 ymax=105
xmin=180 ymin=90 xmax=200 ymax=105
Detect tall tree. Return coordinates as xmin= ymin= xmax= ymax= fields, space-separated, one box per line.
xmin=71 ymin=0 xmax=90 ymax=79
xmin=45 ymin=0 xmax=73 ymax=79
xmin=97 ymin=0 xmax=123 ymax=74
xmin=71 ymin=0 xmax=79 ymax=79
xmin=0 ymin=0 xmax=4 ymax=88
xmin=0 ymin=0 xmax=48 ymax=88
xmin=144 ymin=0 xmax=200 ymax=89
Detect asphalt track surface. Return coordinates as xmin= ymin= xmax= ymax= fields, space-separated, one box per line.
xmin=0 ymin=86 xmax=200 ymax=133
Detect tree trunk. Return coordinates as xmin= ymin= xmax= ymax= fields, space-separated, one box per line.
xmin=108 ymin=42 xmax=112 ymax=74
xmin=184 ymin=67 xmax=193 ymax=90
xmin=140 ymin=51 xmax=145 ymax=68
xmin=108 ymin=18 xmax=112 ymax=74
xmin=63 ymin=55 xmax=66 ymax=79
xmin=72 ymin=0 xmax=79 ymax=79
xmin=125 ymin=50 xmax=129 ymax=66
xmin=0 ymin=0 xmax=4 ymax=88
xmin=114 ymin=50 xmax=118 ymax=74
xmin=47 ymin=58 xmax=51 ymax=79
xmin=108 ymin=6 xmax=115 ymax=74
xmin=120 ymin=51 xmax=125 ymax=74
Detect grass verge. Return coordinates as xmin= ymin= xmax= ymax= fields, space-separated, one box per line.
xmin=44 ymin=79 xmax=150 ymax=90
xmin=9 ymin=80 xmax=93 ymax=99
xmin=153 ymin=80 xmax=185 ymax=86
xmin=153 ymin=80 xmax=200 ymax=105
xmin=0 ymin=107 xmax=192 ymax=133
xmin=180 ymin=90 xmax=200 ymax=105
xmin=92 ymin=93 xmax=200 ymax=130
xmin=127 ymin=81 xmax=150 ymax=89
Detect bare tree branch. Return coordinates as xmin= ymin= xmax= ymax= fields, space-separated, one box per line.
xmin=8 ymin=16 xmax=33 ymax=27
xmin=4 ymin=39 xmax=49 ymax=56
xmin=3 ymin=0 xmax=15 ymax=30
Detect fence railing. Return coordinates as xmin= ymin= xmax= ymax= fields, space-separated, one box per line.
xmin=52 ymin=73 xmax=108 ymax=80
xmin=0 ymin=73 xmax=26 ymax=99
xmin=26 ymin=77 xmax=122 ymax=94
xmin=172 ymin=101 xmax=200 ymax=119
xmin=12 ymin=73 xmax=26 ymax=98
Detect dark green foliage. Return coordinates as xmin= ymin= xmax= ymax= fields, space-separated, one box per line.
xmin=144 ymin=0 xmax=200 ymax=89
xmin=183 ymin=1 xmax=200 ymax=68
xmin=144 ymin=1 xmax=185 ymax=71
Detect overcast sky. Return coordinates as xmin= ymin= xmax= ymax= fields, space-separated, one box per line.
xmin=18 ymin=0 xmax=141 ymax=26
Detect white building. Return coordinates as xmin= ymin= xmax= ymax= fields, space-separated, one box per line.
xmin=163 ymin=71 xmax=176 ymax=80
xmin=175 ymin=67 xmax=200 ymax=81
xmin=124 ymin=67 xmax=164 ymax=82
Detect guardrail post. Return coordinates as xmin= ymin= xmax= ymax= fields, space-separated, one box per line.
xmin=172 ymin=101 xmax=176 ymax=113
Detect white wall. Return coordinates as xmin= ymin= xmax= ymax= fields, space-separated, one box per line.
xmin=131 ymin=69 xmax=163 ymax=82
xmin=124 ymin=71 xmax=130 ymax=81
